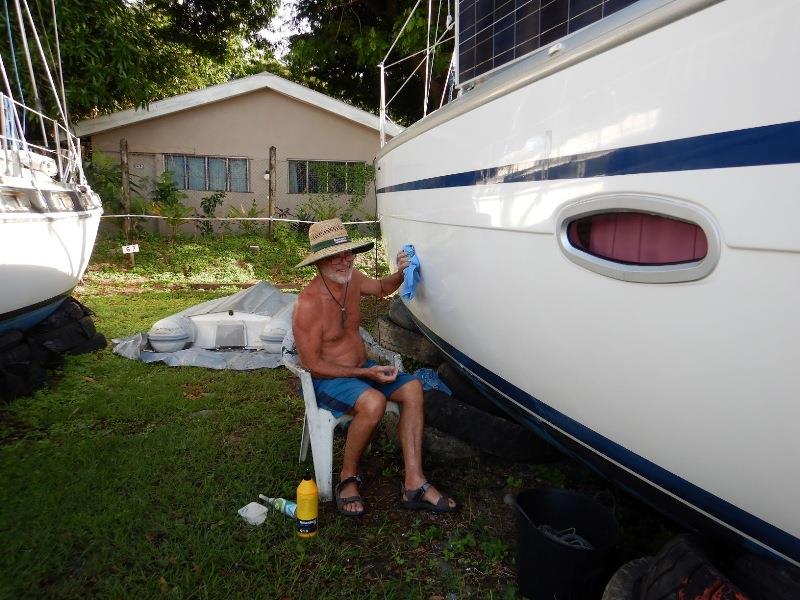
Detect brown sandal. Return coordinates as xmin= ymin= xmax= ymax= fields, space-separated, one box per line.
xmin=400 ymin=482 xmax=459 ymax=513
xmin=335 ymin=475 xmax=366 ymax=517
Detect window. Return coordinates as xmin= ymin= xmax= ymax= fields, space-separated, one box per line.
xmin=567 ymin=213 xmax=708 ymax=266
xmin=164 ymin=154 xmax=250 ymax=192
xmin=287 ymin=160 xmax=371 ymax=194
xmin=0 ymin=192 xmax=31 ymax=212
xmin=556 ymin=194 xmax=720 ymax=284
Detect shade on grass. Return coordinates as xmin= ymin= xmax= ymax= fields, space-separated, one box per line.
xmin=0 ymin=234 xmax=673 ymax=598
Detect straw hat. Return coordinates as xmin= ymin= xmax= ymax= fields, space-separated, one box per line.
xmin=295 ymin=218 xmax=374 ymax=268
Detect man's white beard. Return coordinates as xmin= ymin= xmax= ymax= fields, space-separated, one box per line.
xmin=321 ymin=264 xmax=353 ymax=285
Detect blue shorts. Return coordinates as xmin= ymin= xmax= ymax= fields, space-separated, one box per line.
xmin=312 ymin=360 xmax=419 ymax=418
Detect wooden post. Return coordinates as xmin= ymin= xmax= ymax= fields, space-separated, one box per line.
xmin=120 ymin=138 xmax=134 ymax=267
xmin=268 ymin=145 xmax=276 ymax=241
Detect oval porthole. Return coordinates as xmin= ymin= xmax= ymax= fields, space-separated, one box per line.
xmin=566 ymin=212 xmax=708 ymax=266
xmin=556 ymin=194 xmax=720 ymax=284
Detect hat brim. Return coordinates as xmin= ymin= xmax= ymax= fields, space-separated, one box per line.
xmin=295 ymin=239 xmax=375 ymax=268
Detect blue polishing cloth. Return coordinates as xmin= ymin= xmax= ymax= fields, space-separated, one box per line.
xmin=414 ymin=368 xmax=452 ymax=395
xmin=401 ymin=244 xmax=421 ymax=300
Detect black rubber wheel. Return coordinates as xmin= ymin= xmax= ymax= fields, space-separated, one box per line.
xmin=602 ymin=557 xmax=653 ymax=600
xmin=37 ymin=297 xmax=89 ymax=329
xmin=388 ymin=297 xmax=420 ymax=332
xmin=29 ymin=316 xmax=96 ymax=353
xmin=639 ymin=535 xmax=709 ymax=599
xmin=639 ymin=534 xmax=748 ymax=600
xmin=0 ymin=360 xmax=48 ymax=402
xmin=437 ymin=361 xmax=509 ymax=419
xmin=67 ymin=332 xmax=107 ymax=355
xmin=377 ymin=316 xmax=441 ymax=365
xmin=0 ymin=341 xmax=31 ymax=366
xmin=423 ymin=389 xmax=556 ymax=462
xmin=729 ymin=552 xmax=800 ymax=600
xmin=0 ymin=330 xmax=23 ymax=353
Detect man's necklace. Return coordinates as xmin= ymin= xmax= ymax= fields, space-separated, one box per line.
xmin=321 ymin=276 xmax=349 ymax=326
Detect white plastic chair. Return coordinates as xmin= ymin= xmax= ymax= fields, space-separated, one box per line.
xmin=282 ymin=327 xmax=402 ymax=502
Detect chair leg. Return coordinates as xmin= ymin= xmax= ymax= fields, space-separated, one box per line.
xmin=310 ymin=425 xmax=335 ymax=502
xmin=299 ymin=414 xmax=310 ymax=463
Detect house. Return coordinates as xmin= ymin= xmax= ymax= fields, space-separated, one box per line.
xmin=74 ymin=72 xmax=402 ymax=227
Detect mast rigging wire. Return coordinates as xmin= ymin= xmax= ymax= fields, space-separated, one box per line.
xmin=49 ymin=0 xmax=68 ymax=128
xmin=2 ymin=0 xmax=26 ymax=111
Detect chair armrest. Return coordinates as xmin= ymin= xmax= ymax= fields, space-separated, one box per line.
xmin=283 ymin=326 xmax=404 ymax=374
xmin=283 ymin=359 xmax=304 ymax=378
xmin=360 ymin=327 xmax=404 ymax=371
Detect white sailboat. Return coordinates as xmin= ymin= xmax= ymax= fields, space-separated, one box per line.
xmin=0 ymin=0 xmax=102 ymax=333
xmin=376 ymin=0 xmax=800 ymax=567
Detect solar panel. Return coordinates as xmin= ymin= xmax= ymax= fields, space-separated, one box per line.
xmin=458 ymin=0 xmax=641 ymax=84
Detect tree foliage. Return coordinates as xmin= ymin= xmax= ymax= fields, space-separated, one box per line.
xmin=0 ymin=0 xmax=282 ymax=120
xmin=286 ymin=0 xmax=455 ymax=126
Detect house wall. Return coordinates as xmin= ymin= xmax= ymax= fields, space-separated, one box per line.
xmin=88 ymin=88 xmax=382 ymax=234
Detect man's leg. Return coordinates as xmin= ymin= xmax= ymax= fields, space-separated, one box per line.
xmin=338 ymin=388 xmax=387 ymax=513
xmin=390 ymin=379 xmax=457 ymax=509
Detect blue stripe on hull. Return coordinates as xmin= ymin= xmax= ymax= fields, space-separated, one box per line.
xmin=412 ymin=318 xmax=800 ymax=565
xmin=377 ymin=120 xmax=800 ymax=193
xmin=0 ymin=297 xmax=66 ymax=334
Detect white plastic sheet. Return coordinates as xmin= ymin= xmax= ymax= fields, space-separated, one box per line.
xmin=112 ymin=281 xmax=297 ymax=370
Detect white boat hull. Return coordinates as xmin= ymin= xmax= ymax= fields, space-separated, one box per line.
xmin=0 ymin=182 xmax=102 ymax=330
xmin=377 ymin=0 xmax=800 ymax=566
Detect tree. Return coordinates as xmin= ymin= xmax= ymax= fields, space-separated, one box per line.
xmin=0 ymin=0 xmax=282 ymax=121
xmin=285 ymin=0 xmax=455 ymax=126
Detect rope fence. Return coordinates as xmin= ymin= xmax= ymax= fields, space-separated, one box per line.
xmin=100 ymin=214 xmax=382 ymax=225
xmin=100 ymin=212 xmax=390 ymax=343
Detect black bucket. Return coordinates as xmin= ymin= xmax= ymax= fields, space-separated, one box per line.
xmin=513 ymin=487 xmax=619 ymax=599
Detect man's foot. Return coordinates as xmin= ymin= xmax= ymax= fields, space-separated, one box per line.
xmin=335 ymin=475 xmax=366 ymax=517
xmin=400 ymin=481 xmax=459 ymax=513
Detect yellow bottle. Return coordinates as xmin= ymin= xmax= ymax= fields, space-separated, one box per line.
xmin=296 ymin=469 xmax=318 ymax=538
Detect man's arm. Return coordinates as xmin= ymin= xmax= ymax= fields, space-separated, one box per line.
xmin=292 ymin=293 xmax=398 ymax=382
xmin=360 ymin=249 xmax=410 ymax=297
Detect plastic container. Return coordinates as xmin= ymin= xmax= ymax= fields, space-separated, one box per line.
xmin=259 ymin=326 xmax=287 ymax=354
xmin=147 ymin=316 xmax=193 ymax=352
xmin=258 ymin=495 xmax=297 ymax=519
xmin=296 ymin=469 xmax=318 ymax=538
xmin=513 ymin=487 xmax=619 ymax=599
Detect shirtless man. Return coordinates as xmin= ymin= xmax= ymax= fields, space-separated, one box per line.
xmin=292 ymin=218 xmax=458 ymax=516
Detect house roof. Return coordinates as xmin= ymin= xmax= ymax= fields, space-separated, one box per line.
xmin=73 ymin=72 xmax=403 ymax=138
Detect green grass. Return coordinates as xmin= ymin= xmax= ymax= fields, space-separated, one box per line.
xmin=88 ymin=224 xmax=389 ymax=294
xmin=0 ymin=232 xmax=675 ymax=599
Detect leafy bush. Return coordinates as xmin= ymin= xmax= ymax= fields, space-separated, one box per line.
xmin=84 ymin=152 xmax=123 ymax=213
xmin=198 ymin=190 xmax=226 ymax=236
xmin=151 ymin=171 xmax=190 ymax=240
xmin=296 ymin=195 xmax=338 ymax=222
xmin=295 ymin=162 xmax=375 ymax=225
xmin=84 ymin=152 xmax=151 ymax=236
xmin=152 ymin=170 xmax=187 ymax=208
xmin=225 ymin=199 xmax=266 ymax=236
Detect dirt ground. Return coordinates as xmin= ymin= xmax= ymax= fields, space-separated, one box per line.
xmin=310 ymin=412 xmax=680 ymax=597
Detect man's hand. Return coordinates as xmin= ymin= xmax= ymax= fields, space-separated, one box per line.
xmin=396 ymin=249 xmax=410 ymax=271
xmin=365 ymin=364 xmax=399 ymax=383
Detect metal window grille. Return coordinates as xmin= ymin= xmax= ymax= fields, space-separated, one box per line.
xmin=208 ymin=157 xmax=226 ymax=191
xmin=288 ymin=159 xmax=368 ymax=194
xmin=165 ymin=155 xmax=186 ymax=189
xmin=228 ymin=159 xmax=249 ymax=192
xmin=163 ymin=154 xmax=250 ymax=192
xmin=187 ymin=156 xmax=205 ymax=190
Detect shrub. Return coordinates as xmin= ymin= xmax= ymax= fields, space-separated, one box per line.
xmin=225 ymin=199 xmax=266 ymax=236
xmin=198 ymin=190 xmax=226 ymax=236
xmin=84 ymin=152 xmax=151 ymax=236
xmin=151 ymin=171 xmax=189 ymax=240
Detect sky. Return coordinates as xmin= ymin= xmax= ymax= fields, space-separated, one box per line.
xmin=259 ymin=0 xmax=310 ymax=58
